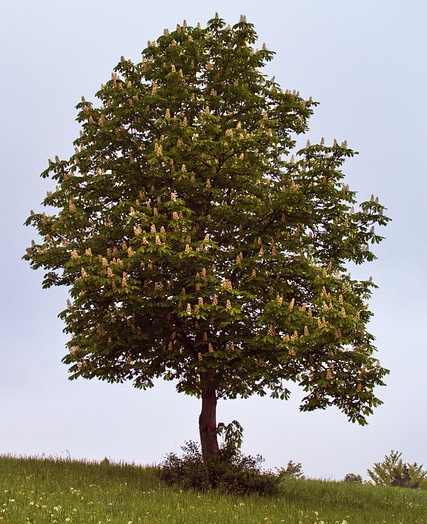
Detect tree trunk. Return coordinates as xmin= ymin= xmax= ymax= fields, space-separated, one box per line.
xmin=199 ymin=372 xmax=219 ymax=463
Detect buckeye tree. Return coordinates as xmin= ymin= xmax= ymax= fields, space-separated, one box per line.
xmin=24 ymin=14 xmax=390 ymax=463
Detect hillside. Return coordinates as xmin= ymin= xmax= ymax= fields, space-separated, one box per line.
xmin=0 ymin=456 xmax=426 ymax=523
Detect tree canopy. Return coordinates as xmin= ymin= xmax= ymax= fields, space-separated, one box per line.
xmin=24 ymin=14 xmax=390 ymax=435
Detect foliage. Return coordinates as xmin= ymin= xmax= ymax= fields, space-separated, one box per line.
xmin=160 ymin=440 xmax=211 ymax=491
xmin=160 ymin=422 xmax=280 ymax=495
xmin=2 ymin=455 xmax=427 ymax=523
xmin=24 ymin=14 xmax=390 ymax=423
xmin=368 ymin=450 xmax=427 ymax=489
xmin=344 ymin=473 xmax=363 ymax=483
xmin=217 ymin=419 xmax=244 ymax=460
xmin=277 ymin=460 xmax=305 ymax=480
xmin=160 ymin=440 xmax=280 ymax=496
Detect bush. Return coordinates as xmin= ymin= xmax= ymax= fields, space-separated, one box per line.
xmin=368 ymin=450 xmax=427 ymax=489
xmin=160 ymin=422 xmax=281 ymax=496
xmin=277 ymin=460 xmax=304 ymax=480
xmin=160 ymin=440 xmax=211 ymax=491
xmin=344 ymin=473 xmax=363 ymax=483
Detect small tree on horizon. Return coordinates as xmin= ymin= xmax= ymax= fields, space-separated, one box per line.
xmin=24 ymin=14 xmax=390 ymax=463
xmin=368 ymin=451 xmax=427 ymax=488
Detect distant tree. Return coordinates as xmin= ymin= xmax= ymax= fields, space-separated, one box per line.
xmin=344 ymin=473 xmax=363 ymax=483
xmin=278 ymin=460 xmax=304 ymax=480
xmin=24 ymin=14 xmax=390 ymax=463
xmin=368 ymin=451 xmax=427 ymax=489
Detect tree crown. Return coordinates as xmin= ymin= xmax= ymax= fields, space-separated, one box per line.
xmin=24 ymin=14 xmax=391 ymax=424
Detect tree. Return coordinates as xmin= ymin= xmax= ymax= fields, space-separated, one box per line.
xmin=277 ymin=460 xmax=305 ymax=480
xmin=368 ymin=451 xmax=427 ymax=488
xmin=24 ymin=14 xmax=390 ymax=463
xmin=343 ymin=473 xmax=363 ymax=483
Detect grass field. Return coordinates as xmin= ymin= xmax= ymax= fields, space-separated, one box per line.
xmin=0 ymin=455 xmax=426 ymax=523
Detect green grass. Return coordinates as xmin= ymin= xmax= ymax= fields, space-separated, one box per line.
xmin=0 ymin=455 xmax=426 ymax=523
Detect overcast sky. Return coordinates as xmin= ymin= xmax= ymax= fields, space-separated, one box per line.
xmin=1 ymin=0 xmax=426 ymax=479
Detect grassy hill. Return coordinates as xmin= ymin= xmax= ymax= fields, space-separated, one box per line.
xmin=0 ymin=456 xmax=426 ymax=523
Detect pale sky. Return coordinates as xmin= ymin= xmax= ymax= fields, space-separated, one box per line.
xmin=1 ymin=0 xmax=426 ymax=479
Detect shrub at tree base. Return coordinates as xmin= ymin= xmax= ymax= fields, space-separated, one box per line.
xmin=160 ymin=422 xmax=281 ymax=496
xmin=160 ymin=440 xmax=280 ymax=496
